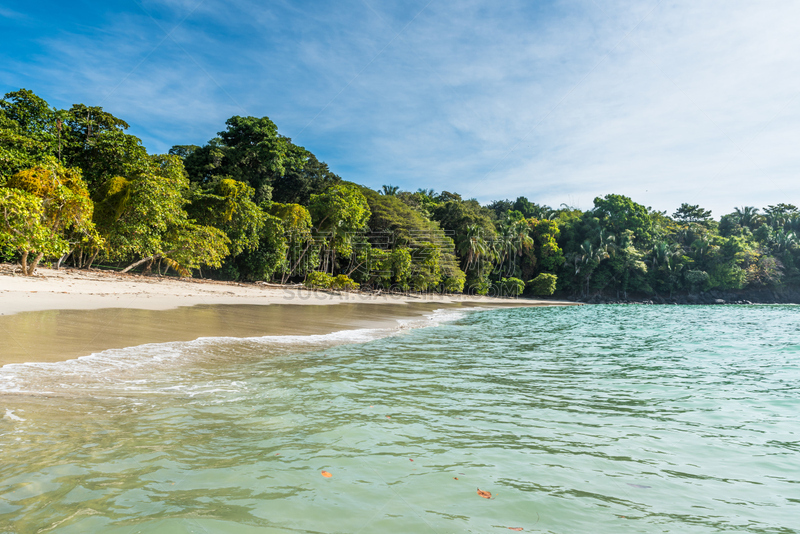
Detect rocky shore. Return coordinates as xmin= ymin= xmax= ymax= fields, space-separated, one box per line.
xmin=567 ymin=287 xmax=800 ymax=305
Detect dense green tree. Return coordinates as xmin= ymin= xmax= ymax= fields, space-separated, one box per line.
xmin=593 ymin=194 xmax=653 ymax=244
xmin=673 ymin=203 xmax=713 ymax=224
xmin=187 ymin=178 xmax=264 ymax=257
xmin=1 ymin=160 xmax=99 ymax=274
xmin=0 ymin=187 xmax=64 ymax=275
xmin=528 ymin=273 xmax=557 ymax=296
xmin=271 ymin=149 xmax=340 ymax=205
xmin=61 ymin=104 xmax=149 ymax=190
xmin=94 ymin=154 xmax=229 ymax=274
xmin=309 ymin=183 xmax=371 ymax=274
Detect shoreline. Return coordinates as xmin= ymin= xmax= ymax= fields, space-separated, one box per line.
xmin=0 ymin=265 xmax=577 ymax=366
xmin=0 ymin=264 xmax=576 ymax=315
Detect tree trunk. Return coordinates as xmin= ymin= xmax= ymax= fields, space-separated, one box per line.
xmin=57 ymin=250 xmax=72 ymax=270
xmin=121 ymin=255 xmax=160 ymax=273
xmin=26 ymin=252 xmax=44 ymax=276
xmin=283 ymin=242 xmax=312 ymax=284
xmin=21 ymin=250 xmax=29 ymax=275
xmin=85 ymin=250 xmax=100 ymax=270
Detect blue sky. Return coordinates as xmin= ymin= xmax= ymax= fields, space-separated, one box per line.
xmin=2 ymin=0 xmax=799 ymax=217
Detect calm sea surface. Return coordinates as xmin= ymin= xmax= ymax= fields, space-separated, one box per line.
xmin=1 ymin=305 xmax=799 ymax=533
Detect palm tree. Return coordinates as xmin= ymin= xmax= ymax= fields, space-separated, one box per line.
xmin=734 ymin=206 xmax=761 ymax=229
xmin=598 ymin=229 xmax=617 ymax=258
xmin=506 ymin=220 xmax=534 ymax=276
xmin=492 ymin=224 xmax=516 ymax=276
xmin=649 ymin=241 xmax=673 ymax=269
xmin=381 ymin=185 xmax=399 ymax=196
xmin=772 ymin=230 xmax=798 ymax=254
xmin=664 ymin=255 xmax=684 ymax=297
xmin=456 ymin=225 xmax=488 ymax=271
xmin=576 ymin=239 xmax=612 ymax=296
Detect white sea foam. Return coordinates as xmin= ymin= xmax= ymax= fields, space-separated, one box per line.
xmin=3 ymin=409 xmax=25 ymax=421
xmin=0 ymin=307 xmax=469 ymax=395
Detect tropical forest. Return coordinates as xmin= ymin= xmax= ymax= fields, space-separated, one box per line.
xmin=2 ymin=88 xmax=799 ymax=302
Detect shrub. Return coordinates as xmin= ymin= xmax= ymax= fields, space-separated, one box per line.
xmin=442 ymin=269 xmax=466 ymax=293
xmin=466 ymin=270 xmax=490 ymax=295
xmin=527 ymin=273 xmax=557 ymax=296
xmin=499 ymin=277 xmax=524 ymax=297
xmin=685 ymin=270 xmax=709 ymax=292
xmin=305 ymin=271 xmax=333 ymax=289
xmin=331 ymin=274 xmax=359 ymax=291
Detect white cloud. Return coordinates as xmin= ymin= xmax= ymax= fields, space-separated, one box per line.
xmin=4 ymin=0 xmax=799 ymax=217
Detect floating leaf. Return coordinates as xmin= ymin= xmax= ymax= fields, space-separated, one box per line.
xmin=508 ymin=528 xmax=523 ymax=531
xmin=409 ymin=459 xmax=414 ymax=462
xmin=477 ymin=488 xmax=492 ymax=499
xmin=453 ymin=477 xmax=459 ymax=480
xmin=321 ymin=471 xmax=332 ymax=478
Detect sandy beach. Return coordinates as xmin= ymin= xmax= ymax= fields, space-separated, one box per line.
xmin=0 ymin=265 xmax=577 ymax=365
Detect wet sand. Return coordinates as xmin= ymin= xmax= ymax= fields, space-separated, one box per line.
xmin=0 ymin=302 xmax=489 ymax=365
xmin=0 ymin=265 xmax=579 ymax=366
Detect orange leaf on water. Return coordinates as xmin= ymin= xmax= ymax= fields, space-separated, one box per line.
xmin=453 ymin=477 xmax=459 ymax=480
xmin=409 ymin=459 xmax=414 ymax=462
xmin=321 ymin=471 xmax=332 ymax=478
xmin=477 ymin=488 xmax=492 ymax=499
xmin=508 ymin=528 xmax=524 ymax=531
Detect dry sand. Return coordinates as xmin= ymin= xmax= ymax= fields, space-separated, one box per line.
xmin=0 ymin=264 xmax=578 ymax=365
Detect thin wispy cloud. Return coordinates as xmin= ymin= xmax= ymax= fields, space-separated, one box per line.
xmin=1 ymin=0 xmax=798 ymax=216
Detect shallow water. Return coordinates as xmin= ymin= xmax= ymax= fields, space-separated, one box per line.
xmin=1 ymin=305 xmax=799 ymax=533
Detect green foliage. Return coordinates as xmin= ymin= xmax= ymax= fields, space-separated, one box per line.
xmin=273 ymin=149 xmax=341 ymax=205
xmin=0 ymin=89 xmax=60 ymax=178
xmin=0 ymin=187 xmax=67 ymax=274
xmin=432 ymin=199 xmax=496 ymax=238
xmin=528 ymin=273 xmax=557 ymax=296
xmin=226 ymin=212 xmax=288 ymax=281
xmin=466 ymin=269 xmax=491 ymax=295
xmin=163 ymin=222 xmax=230 ymax=275
xmin=60 ymin=104 xmax=149 ymax=190
xmin=305 ymin=271 xmax=334 ymax=289
xmin=685 ymin=269 xmax=710 ymax=292
xmin=409 ymin=242 xmax=443 ymax=291
xmin=310 ymin=183 xmax=371 ymax=237
xmin=2 ymin=161 xmax=101 ymax=273
xmin=708 ymin=263 xmax=746 ymax=290
xmin=94 ymin=155 xmax=189 ymax=260
xmin=266 ymin=202 xmax=314 ymax=282
xmin=187 ymin=178 xmax=264 ymax=256
xmin=529 ymin=217 xmax=564 ymax=273
xmin=593 ymin=194 xmax=653 ymax=244
xmin=183 ymin=116 xmax=312 ymax=204
xmin=331 ymin=274 xmax=359 ymax=290
xmin=309 ymin=183 xmax=371 ymax=274
xmin=498 ymin=277 xmax=525 ymax=297
xmin=93 ymin=154 xmax=230 ymax=273
xmin=442 ymin=269 xmax=466 ymax=293
xmin=673 ymin=203 xmax=713 ymax=224
xmin=361 ymin=186 xmax=460 ymax=290
xmin=9 ymin=88 xmax=800 ymax=300
xmin=387 ymin=247 xmax=412 ymax=290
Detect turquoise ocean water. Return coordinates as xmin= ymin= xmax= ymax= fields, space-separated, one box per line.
xmin=1 ymin=305 xmax=799 ymax=533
